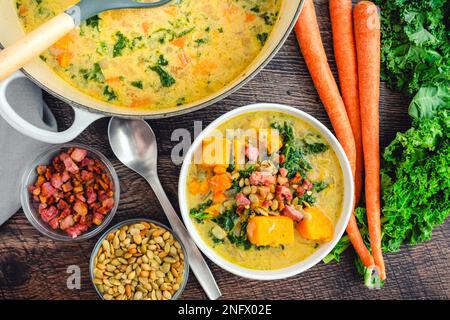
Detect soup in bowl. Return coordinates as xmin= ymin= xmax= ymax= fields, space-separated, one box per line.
xmin=179 ymin=104 xmax=354 ymax=280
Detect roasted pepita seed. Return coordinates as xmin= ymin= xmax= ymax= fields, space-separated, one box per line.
xmin=93 ymin=221 xmax=185 ymax=300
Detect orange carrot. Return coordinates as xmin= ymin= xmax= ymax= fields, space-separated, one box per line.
xmin=130 ymin=97 xmax=152 ymax=108
xmin=295 ymin=0 xmax=374 ymax=268
xmin=18 ymin=4 xmax=28 ymax=17
xmin=57 ymin=52 xmax=73 ymax=68
xmin=245 ymin=13 xmax=257 ymax=23
xmin=330 ymin=0 xmax=364 ymax=205
xmin=354 ymin=1 xmax=385 ymax=280
xmin=142 ymin=22 xmax=151 ymax=33
xmin=171 ymin=36 xmax=187 ymax=49
xmin=212 ymin=192 xmax=228 ymax=204
xmin=164 ymin=6 xmax=178 ymax=17
xmin=178 ymin=51 xmax=191 ymax=67
xmin=53 ymin=34 xmax=73 ymax=50
xmin=193 ymin=60 xmax=218 ymax=75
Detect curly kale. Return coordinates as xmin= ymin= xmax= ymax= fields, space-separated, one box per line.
xmin=189 ymin=199 xmax=213 ymax=223
xmin=271 ymin=122 xmax=312 ymax=178
xmin=375 ymin=0 xmax=450 ymax=95
xmin=381 ymin=109 xmax=450 ymax=251
xmin=325 ymin=109 xmax=450 ymax=262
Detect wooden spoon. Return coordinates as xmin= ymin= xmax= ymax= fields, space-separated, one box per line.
xmin=0 ymin=0 xmax=172 ymax=81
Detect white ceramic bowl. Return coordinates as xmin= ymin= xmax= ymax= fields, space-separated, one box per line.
xmin=178 ymin=103 xmax=354 ymax=280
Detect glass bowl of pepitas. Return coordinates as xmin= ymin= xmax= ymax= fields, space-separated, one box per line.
xmin=21 ymin=144 xmax=120 ymax=241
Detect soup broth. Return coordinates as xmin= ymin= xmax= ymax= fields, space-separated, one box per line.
xmin=186 ymin=111 xmax=344 ymax=270
xmin=16 ymin=0 xmax=281 ymax=109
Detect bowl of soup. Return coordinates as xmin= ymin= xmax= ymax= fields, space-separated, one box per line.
xmin=178 ymin=103 xmax=354 ymax=280
xmin=0 ymin=1 xmax=305 ymax=143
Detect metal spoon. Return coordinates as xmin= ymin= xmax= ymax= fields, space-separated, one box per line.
xmin=108 ymin=117 xmax=221 ymax=300
xmin=0 ymin=0 xmax=173 ymax=80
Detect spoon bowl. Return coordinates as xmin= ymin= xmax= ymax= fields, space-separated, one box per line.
xmin=108 ymin=118 xmax=158 ymax=177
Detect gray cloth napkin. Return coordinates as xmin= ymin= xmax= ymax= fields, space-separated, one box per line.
xmin=0 ymin=75 xmax=57 ymax=226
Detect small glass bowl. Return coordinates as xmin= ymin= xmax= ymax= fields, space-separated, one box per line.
xmin=90 ymin=218 xmax=189 ymax=300
xmin=20 ymin=143 xmax=120 ymax=241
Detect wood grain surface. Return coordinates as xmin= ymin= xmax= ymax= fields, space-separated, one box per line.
xmin=0 ymin=1 xmax=448 ymax=300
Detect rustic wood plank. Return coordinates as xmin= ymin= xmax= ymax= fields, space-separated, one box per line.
xmin=0 ymin=0 xmax=448 ymax=300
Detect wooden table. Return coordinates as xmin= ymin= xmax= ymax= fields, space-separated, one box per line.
xmin=0 ymin=1 xmax=448 ymax=300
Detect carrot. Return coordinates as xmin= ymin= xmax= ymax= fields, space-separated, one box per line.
xmin=130 ymin=97 xmax=152 ymax=108
xmin=106 ymin=77 xmax=122 ymax=85
xmin=213 ymin=165 xmax=227 ymax=174
xmin=18 ymin=4 xmax=28 ymax=17
xmin=330 ymin=0 xmax=364 ymax=205
xmin=245 ymin=13 xmax=257 ymax=23
xmin=212 ymin=192 xmax=228 ymax=204
xmin=295 ymin=0 xmax=374 ymax=268
xmin=164 ymin=6 xmax=178 ymax=17
xmin=354 ymin=1 xmax=385 ymax=280
xmin=171 ymin=36 xmax=187 ymax=49
xmin=142 ymin=22 xmax=151 ymax=33
xmin=193 ymin=60 xmax=218 ymax=75
xmin=178 ymin=51 xmax=191 ymax=67
xmin=57 ymin=52 xmax=73 ymax=68
xmin=53 ymin=34 xmax=73 ymax=50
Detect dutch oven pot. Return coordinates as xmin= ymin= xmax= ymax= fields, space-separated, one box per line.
xmin=0 ymin=0 xmax=305 ymax=143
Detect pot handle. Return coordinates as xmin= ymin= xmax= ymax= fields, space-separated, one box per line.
xmin=0 ymin=72 xmax=104 ymax=144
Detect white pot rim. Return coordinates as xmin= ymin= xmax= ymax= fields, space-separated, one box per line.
xmin=178 ymin=103 xmax=354 ymax=280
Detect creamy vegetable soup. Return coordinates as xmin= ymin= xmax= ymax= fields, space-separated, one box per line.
xmin=15 ymin=0 xmax=281 ymax=109
xmin=186 ymin=112 xmax=344 ymax=270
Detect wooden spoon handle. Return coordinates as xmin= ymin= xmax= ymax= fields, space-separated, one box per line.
xmin=0 ymin=13 xmax=75 ymax=81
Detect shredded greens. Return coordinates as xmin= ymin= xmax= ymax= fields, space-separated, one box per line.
xmin=189 ymin=199 xmax=213 ymax=223
xmin=271 ymin=122 xmax=312 ymax=178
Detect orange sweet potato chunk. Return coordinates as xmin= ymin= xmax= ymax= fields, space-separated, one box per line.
xmin=296 ymin=207 xmax=334 ymax=242
xmin=247 ymin=216 xmax=294 ymax=246
xmin=209 ymin=173 xmax=232 ymax=194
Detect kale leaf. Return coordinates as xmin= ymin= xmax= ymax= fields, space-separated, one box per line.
xmin=230 ymin=165 xmax=256 ymax=191
xmin=374 ymin=0 xmax=450 ymax=95
xmin=149 ymin=54 xmax=175 ymax=87
xmin=325 ymin=109 xmax=450 ymax=262
xmin=85 ymin=15 xmax=101 ymax=31
xmin=150 ymin=66 xmax=176 ymax=87
xmin=113 ymin=31 xmax=129 ymax=57
xmin=408 ymin=85 xmax=450 ymax=120
xmin=271 ymin=122 xmax=312 ymax=178
xmin=381 ymin=109 xmax=450 ymax=251
xmin=80 ymin=62 xmax=104 ymax=83
xmin=212 ymin=208 xmax=254 ymax=250
xmin=189 ymin=199 xmax=213 ymax=223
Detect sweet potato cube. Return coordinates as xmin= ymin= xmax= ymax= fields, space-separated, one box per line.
xmin=209 ymin=173 xmax=232 ymax=194
xmin=201 ymin=137 xmax=231 ymax=167
xmin=247 ymin=216 xmax=294 ymax=247
xmin=296 ymin=207 xmax=334 ymax=242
